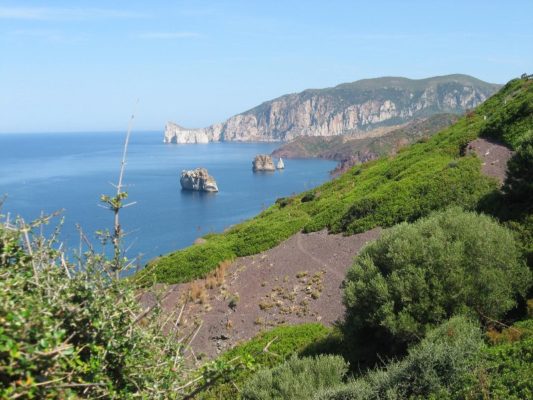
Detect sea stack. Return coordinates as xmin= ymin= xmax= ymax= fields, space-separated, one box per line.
xmin=252 ymin=155 xmax=276 ymax=172
xmin=276 ymin=158 xmax=285 ymax=169
xmin=180 ymin=168 xmax=219 ymax=192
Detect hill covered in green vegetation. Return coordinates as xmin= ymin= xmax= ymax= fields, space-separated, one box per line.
xmin=138 ymin=77 xmax=532 ymax=286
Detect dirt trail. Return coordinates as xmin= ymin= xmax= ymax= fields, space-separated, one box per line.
xmin=141 ymin=228 xmax=381 ymax=359
xmin=466 ymin=138 xmax=513 ymax=184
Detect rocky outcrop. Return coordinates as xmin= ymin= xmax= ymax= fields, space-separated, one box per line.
xmin=180 ymin=168 xmax=219 ymax=192
xmin=165 ymin=75 xmax=500 ymax=143
xmin=164 ymin=122 xmax=224 ymax=144
xmin=252 ymin=155 xmax=275 ymax=171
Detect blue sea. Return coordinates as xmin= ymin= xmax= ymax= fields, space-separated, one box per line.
xmin=0 ymin=131 xmax=336 ymax=267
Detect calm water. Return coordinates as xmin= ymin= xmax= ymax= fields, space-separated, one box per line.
xmin=0 ymin=131 xmax=336 ymax=266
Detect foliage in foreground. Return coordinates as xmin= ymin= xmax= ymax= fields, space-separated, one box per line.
xmin=463 ymin=319 xmax=533 ymax=400
xmin=315 ymin=316 xmax=484 ymax=400
xmin=198 ymin=323 xmax=331 ymax=400
xmin=342 ymin=207 xmax=530 ymax=364
xmin=239 ymin=317 xmax=484 ymax=400
xmin=0 ymin=223 xmax=190 ymax=399
xmin=243 ymin=354 xmax=349 ymax=400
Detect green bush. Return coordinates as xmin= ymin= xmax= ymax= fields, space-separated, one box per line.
xmin=504 ymin=131 xmax=533 ymax=206
xmin=198 ymin=323 xmax=331 ymax=400
xmin=315 ymin=316 xmax=484 ymax=400
xmin=0 ymin=226 xmax=187 ymax=399
xmin=243 ymin=355 xmax=348 ymax=400
xmin=342 ymin=207 xmax=531 ymax=364
xmin=301 ymin=192 xmax=316 ymax=203
xmin=462 ymin=319 xmax=533 ymax=400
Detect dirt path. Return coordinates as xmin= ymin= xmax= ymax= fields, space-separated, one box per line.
xmin=466 ymin=138 xmax=513 ymax=184
xmin=141 ymin=228 xmax=381 ymax=359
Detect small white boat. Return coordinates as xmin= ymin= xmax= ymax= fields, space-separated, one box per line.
xmin=277 ymin=158 xmax=285 ymax=169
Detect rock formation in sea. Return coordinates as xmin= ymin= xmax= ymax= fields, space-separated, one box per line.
xmin=164 ymin=74 xmax=501 ymax=143
xmin=276 ymin=158 xmax=285 ymax=169
xmin=252 ymin=155 xmax=276 ymax=172
xmin=180 ymin=168 xmax=219 ymax=192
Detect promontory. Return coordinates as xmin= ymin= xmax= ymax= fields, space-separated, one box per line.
xmin=164 ymin=74 xmax=500 ymax=143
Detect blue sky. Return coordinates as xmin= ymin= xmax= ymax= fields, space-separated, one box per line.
xmin=1 ymin=1 xmax=532 ymax=133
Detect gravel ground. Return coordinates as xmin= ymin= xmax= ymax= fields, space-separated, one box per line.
xmin=141 ymin=228 xmax=381 ymax=359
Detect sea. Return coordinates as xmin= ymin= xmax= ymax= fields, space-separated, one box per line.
xmin=0 ymin=131 xmax=336 ymax=268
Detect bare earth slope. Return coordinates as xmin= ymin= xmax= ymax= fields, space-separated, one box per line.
xmin=141 ymin=228 xmax=381 ymax=358
xmin=466 ymin=138 xmax=513 ymax=184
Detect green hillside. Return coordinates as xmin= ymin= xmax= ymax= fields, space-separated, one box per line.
xmin=137 ymin=77 xmax=532 ymax=286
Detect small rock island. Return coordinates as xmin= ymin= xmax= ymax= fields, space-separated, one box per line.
xmin=252 ymin=155 xmax=276 ymax=172
xmin=180 ymin=168 xmax=219 ymax=192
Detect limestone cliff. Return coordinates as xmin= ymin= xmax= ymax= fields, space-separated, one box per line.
xmin=165 ymin=74 xmax=500 ymax=143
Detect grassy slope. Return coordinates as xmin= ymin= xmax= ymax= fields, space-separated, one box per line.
xmin=136 ymin=78 xmax=532 ymax=286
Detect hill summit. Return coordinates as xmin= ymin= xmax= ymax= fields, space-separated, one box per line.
xmin=165 ymin=74 xmax=501 ymax=143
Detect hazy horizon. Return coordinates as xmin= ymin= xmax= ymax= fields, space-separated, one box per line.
xmin=1 ymin=0 xmax=532 ymax=133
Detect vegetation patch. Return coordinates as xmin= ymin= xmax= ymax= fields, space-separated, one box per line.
xmin=197 ymin=323 xmax=331 ymax=399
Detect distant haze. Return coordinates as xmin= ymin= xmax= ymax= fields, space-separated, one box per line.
xmin=1 ymin=0 xmax=532 ymax=133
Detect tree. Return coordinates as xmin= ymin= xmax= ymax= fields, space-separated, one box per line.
xmin=342 ymin=207 xmax=531 ymax=365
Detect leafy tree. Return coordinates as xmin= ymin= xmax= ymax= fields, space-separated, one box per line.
xmin=342 ymin=207 xmax=531 ymax=365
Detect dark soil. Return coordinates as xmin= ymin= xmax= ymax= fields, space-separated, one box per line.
xmin=140 ymin=228 xmax=381 ymax=359
xmin=466 ymin=138 xmax=513 ymax=184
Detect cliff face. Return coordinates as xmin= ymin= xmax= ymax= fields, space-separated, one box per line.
xmin=165 ymin=75 xmax=500 ymax=143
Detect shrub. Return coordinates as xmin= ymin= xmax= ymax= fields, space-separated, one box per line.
xmin=301 ymin=192 xmax=316 ymax=203
xmin=461 ymin=319 xmax=533 ymax=400
xmin=198 ymin=323 xmax=331 ymax=399
xmin=0 ymin=225 xmax=190 ymax=399
xmin=343 ymin=207 xmax=531 ymax=364
xmin=242 ymin=355 xmax=348 ymax=400
xmin=503 ymin=131 xmax=533 ymax=206
xmin=315 ymin=316 xmax=484 ymax=400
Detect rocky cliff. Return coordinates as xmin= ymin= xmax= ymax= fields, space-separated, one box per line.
xmin=165 ymin=74 xmax=500 ymax=143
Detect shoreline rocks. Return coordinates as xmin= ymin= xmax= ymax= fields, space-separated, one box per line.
xmin=180 ymin=168 xmax=219 ymax=192
xmin=252 ymin=155 xmax=276 ymax=171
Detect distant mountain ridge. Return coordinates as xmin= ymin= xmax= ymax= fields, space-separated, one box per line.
xmin=164 ymin=74 xmax=501 ymax=143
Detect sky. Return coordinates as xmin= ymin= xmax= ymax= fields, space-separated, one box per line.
xmin=1 ymin=0 xmax=532 ymax=133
